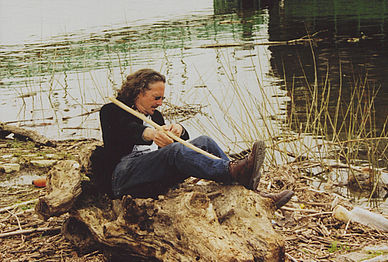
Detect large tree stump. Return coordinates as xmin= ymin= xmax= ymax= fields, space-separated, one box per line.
xmin=65 ymin=182 xmax=284 ymax=261
xmin=35 ymin=144 xmax=285 ymax=261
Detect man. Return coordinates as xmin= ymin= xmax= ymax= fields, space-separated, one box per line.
xmin=99 ymin=69 xmax=293 ymax=209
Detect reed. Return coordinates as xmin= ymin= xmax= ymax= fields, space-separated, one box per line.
xmin=12 ymin=41 xmax=387 ymax=201
xmin=179 ymin=48 xmax=387 ymax=200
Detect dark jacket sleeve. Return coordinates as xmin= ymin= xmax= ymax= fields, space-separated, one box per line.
xmin=180 ymin=125 xmax=190 ymax=140
xmin=101 ymin=103 xmax=152 ymax=161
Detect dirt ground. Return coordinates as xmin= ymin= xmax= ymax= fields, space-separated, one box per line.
xmin=260 ymin=165 xmax=387 ymax=261
xmin=0 ymin=138 xmax=106 ymax=261
xmin=0 ymin=137 xmax=387 ymax=261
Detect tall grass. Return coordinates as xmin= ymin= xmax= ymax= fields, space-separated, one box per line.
xmin=182 ymin=48 xmax=387 ymax=201
xmin=10 ymin=42 xmax=388 ymax=201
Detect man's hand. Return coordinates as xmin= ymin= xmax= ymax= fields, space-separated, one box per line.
xmin=143 ymin=124 xmax=183 ymax=148
xmin=154 ymin=124 xmax=183 ymax=148
xmin=163 ymin=124 xmax=183 ymax=137
xmin=154 ymin=129 xmax=174 ymax=147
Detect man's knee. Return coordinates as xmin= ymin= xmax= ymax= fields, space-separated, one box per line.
xmin=192 ymin=135 xmax=214 ymax=146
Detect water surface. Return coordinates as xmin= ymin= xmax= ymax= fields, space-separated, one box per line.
xmin=1 ymin=0 xmax=387 ymax=208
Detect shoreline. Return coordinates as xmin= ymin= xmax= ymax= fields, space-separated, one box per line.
xmin=0 ymin=128 xmax=387 ymax=261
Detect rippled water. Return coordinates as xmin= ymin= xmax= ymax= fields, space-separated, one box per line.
xmin=1 ymin=1 xmax=387 ymax=208
xmin=1 ymin=0 xmax=387 ymax=149
xmin=0 ymin=0 xmax=213 ymax=45
xmin=0 ymin=0 xmax=277 ymax=144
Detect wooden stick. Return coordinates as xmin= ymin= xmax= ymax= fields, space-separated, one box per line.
xmin=305 ymin=211 xmax=332 ymax=217
xmin=0 ymin=199 xmax=37 ymax=213
xmin=285 ymin=252 xmax=299 ymax=262
xmin=7 ymin=209 xmax=24 ymax=241
xmin=109 ymin=97 xmax=220 ymax=160
xmin=281 ymin=206 xmax=322 ymax=213
xmin=0 ymin=227 xmax=61 ymax=238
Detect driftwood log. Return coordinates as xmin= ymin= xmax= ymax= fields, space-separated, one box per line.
xmin=35 ymin=144 xmax=285 ymax=261
xmin=35 ymin=160 xmax=83 ymax=220
xmin=0 ymin=122 xmax=54 ymax=146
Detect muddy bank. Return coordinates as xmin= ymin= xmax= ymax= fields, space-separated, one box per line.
xmin=0 ymin=130 xmax=387 ymax=261
xmin=0 ymin=136 xmax=105 ymax=261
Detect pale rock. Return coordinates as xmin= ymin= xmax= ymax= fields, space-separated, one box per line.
xmin=45 ymin=154 xmax=57 ymax=159
xmin=335 ymin=244 xmax=388 ymax=262
xmin=0 ymin=163 xmax=21 ymax=173
xmin=30 ymin=159 xmax=57 ymax=168
xmin=10 ymin=157 xmax=19 ymax=163
xmin=24 ymin=154 xmax=38 ymax=158
xmin=1 ymin=154 xmax=13 ymax=159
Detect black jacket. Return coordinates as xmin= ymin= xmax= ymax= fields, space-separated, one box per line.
xmin=94 ymin=102 xmax=189 ymax=196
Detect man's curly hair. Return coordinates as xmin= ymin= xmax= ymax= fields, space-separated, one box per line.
xmin=117 ymin=69 xmax=166 ymax=106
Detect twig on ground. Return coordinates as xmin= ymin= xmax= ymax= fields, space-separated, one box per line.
xmin=281 ymin=206 xmax=323 ymax=213
xmin=0 ymin=199 xmax=38 ymax=213
xmin=0 ymin=226 xmax=61 ymax=238
xmin=286 ymin=252 xmax=299 ymax=262
xmin=305 ymin=211 xmax=332 ymax=217
xmin=7 ymin=209 xmax=24 ymax=242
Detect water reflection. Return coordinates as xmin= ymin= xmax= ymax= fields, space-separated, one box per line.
xmin=262 ymin=1 xmax=388 ymax=209
xmin=214 ymin=0 xmax=274 ymax=14
xmin=1 ymin=1 xmax=386 ymax=145
xmin=267 ymin=0 xmax=388 ymax=130
xmin=0 ymin=0 xmax=387 ymax=208
xmin=0 ymin=3 xmax=272 ymax=143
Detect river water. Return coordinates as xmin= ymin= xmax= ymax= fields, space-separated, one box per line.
xmin=1 ymin=1 xmax=387 ymax=207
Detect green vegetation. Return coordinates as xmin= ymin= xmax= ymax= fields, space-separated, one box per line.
xmin=366 ymin=250 xmax=387 ymax=260
xmin=328 ymin=241 xmax=350 ymax=253
xmin=9 ymin=39 xmax=388 ymax=204
xmin=0 ymin=13 xmax=267 ymax=88
xmin=179 ymin=45 xmax=387 ymax=202
xmin=8 ymin=140 xmax=36 ymax=150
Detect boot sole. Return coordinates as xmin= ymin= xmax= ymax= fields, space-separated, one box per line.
xmin=275 ymin=190 xmax=294 ymax=209
xmin=249 ymin=140 xmax=265 ymax=190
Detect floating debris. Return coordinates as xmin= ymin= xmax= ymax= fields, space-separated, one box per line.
xmin=163 ymin=102 xmax=208 ymax=122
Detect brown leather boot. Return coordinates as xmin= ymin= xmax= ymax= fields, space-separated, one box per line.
xmin=229 ymin=140 xmax=265 ymax=189
xmin=259 ymin=190 xmax=294 ymax=209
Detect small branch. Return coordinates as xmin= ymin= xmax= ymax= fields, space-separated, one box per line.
xmin=281 ymin=206 xmax=322 ymax=213
xmin=0 ymin=199 xmax=37 ymax=213
xmin=12 ymin=209 xmax=35 ymax=218
xmin=200 ymin=39 xmax=313 ymax=49
xmin=294 ymin=201 xmax=330 ymax=207
xmin=199 ymin=30 xmax=328 ymax=49
xmin=7 ymin=209 xmax=24 ymax=242
xmin=281 ymin=207 xmax=332 ymax=217
xmin=305 ymin=211 xmax=332 ymax=217
xmin=0 ymin=226 xmax=61 ymax=238
xmin=286 ymin=252 xmax=299 ymax=262
xmin=7 ymin=210 xmax=22 ymax=231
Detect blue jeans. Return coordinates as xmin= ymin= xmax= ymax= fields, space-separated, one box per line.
xmin=112 ymin=135 xmax=231 ymax=198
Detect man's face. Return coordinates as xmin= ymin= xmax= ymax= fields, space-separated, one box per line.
xmin=134 ymin=81 xmax=165 ymax=115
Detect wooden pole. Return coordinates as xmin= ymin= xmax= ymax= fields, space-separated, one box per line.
xmin=108 ymin=97 xmax=220 ymax=160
